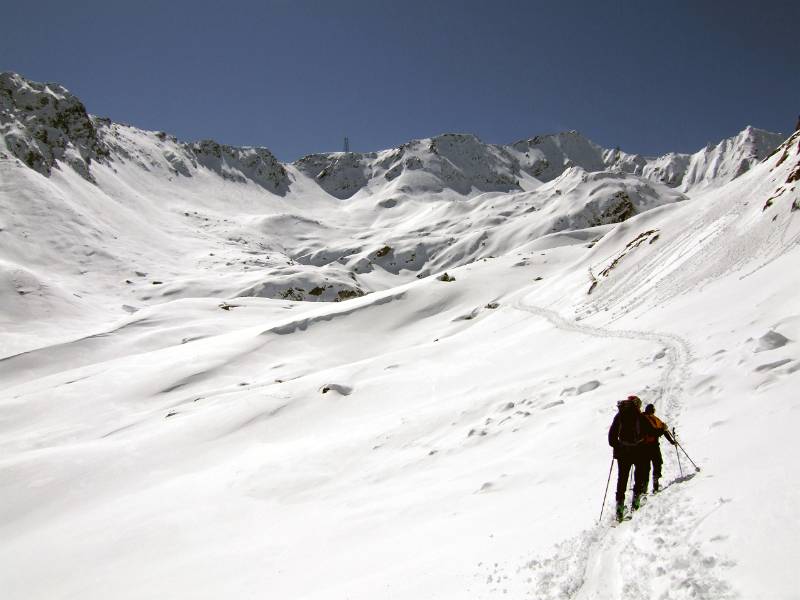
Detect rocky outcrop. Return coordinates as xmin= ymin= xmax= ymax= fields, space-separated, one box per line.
xmin=0 ymin=72 xmax=109 ymax=181
xmin=187 ymin=140 xmax=289 ymax=195
xmin=294 ymin=151 xmax=375 ymax=199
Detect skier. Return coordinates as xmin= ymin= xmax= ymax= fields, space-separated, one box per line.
xmin=607 ymin=395 xmax=652 ymax=521
xmin=642 ymin=403 xmax=676 ymax=493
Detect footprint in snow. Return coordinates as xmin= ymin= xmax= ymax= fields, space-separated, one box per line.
xmin=559 ymin=381 xmax=600 ymax=397
xmin=542 ymin=400 xmax=564 ymax=410
xmin=517 ymin=486 xmax=736 ymax=600
xmin=576 ymin=380 xmax=600 ymax=394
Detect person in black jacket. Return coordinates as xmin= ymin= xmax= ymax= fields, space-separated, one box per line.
xmin=608 ymin=395 xmax=653 ymax=520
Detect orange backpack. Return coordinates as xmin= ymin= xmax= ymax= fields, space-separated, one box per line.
xmin=642 ymin=414 xmax=664 ymax=444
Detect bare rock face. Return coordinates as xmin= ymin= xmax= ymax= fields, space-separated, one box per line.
xmin=420 ymin=134 xmax=521 ymax=194
xmin=187 ymin=139 xmax=290 ymax=195
xmin=0 ymin=72 xmax=109 ymax=181
xmin=294 ymin=151 xmax=375 ymax=199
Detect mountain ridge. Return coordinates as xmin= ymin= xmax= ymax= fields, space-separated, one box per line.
xmin=1 ymin=72 xmax=785 ymax=198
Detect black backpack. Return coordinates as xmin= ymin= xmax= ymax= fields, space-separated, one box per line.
xmin=615 ymin=399 xmax=642 ymax=446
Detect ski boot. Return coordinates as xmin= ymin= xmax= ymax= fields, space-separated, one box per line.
xmin=632 ymin=494 xmax=642 ymax=511
xmin=653 ymin=478 xmax=660 ymax=493
xmin=615 ymin=502 xmax=625 ymax=522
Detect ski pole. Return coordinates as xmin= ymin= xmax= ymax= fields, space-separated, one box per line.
xmin=675 ymin=440 xmax=701 ymax=472
xmin=672 ymin=427 xmax=701 ymax=472
xmin=599 ymin=456 xmax=614 ymax=524
xmin=673 ymin=428 xmax=683 ymax=478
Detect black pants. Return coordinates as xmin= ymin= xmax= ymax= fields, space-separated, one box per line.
xmin=615 ymin=449 xmax=650 ymax=504
xmin=643 ymin=443 xmax=663 ymax=487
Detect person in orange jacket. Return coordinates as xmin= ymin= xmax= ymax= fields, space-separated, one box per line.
xmin=642 ymin=404 xmax=676 ymax=492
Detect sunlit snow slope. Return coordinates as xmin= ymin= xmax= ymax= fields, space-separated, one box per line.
xmin=1 ymin=73 xmax=798 ymax=600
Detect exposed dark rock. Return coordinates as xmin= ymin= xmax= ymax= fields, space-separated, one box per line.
xmin=0 ymin=72 xmax=109 ymax=181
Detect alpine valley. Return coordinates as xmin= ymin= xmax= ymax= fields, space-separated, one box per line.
xmin=1 ymin=72 xmax=798 ymax=600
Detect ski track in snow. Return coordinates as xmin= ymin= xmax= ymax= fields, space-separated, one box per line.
xmin=482 ymin=298 xmax=735 ymax=600
xmin=512 ymin=299 xmax=692 ymax=424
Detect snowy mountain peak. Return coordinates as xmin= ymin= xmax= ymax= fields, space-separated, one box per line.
xmin=508 ymin=130 xmax=610 ymax=181
xmin=630 ymin=125 xmax=785 ymax=194
xmin=0 ymin=72 xmax=786 ymax=199
xmin=0 ymin=71 xmax=109 ymax=181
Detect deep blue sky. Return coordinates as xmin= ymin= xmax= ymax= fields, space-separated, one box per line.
xmin=2 ymin=0 xmax=798 ymax=160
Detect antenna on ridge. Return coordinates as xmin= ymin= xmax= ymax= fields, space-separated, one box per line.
xmin=343 ymin=136 xmax=350 ymax=153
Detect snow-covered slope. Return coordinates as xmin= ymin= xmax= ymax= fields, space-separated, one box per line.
xmin=1 ymin=73 xmax=798 ymax=600
xmin=634 ymin=125 xmax=785 ymax=194
xmin=2 ymin=72 xmax=782 ymax=354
